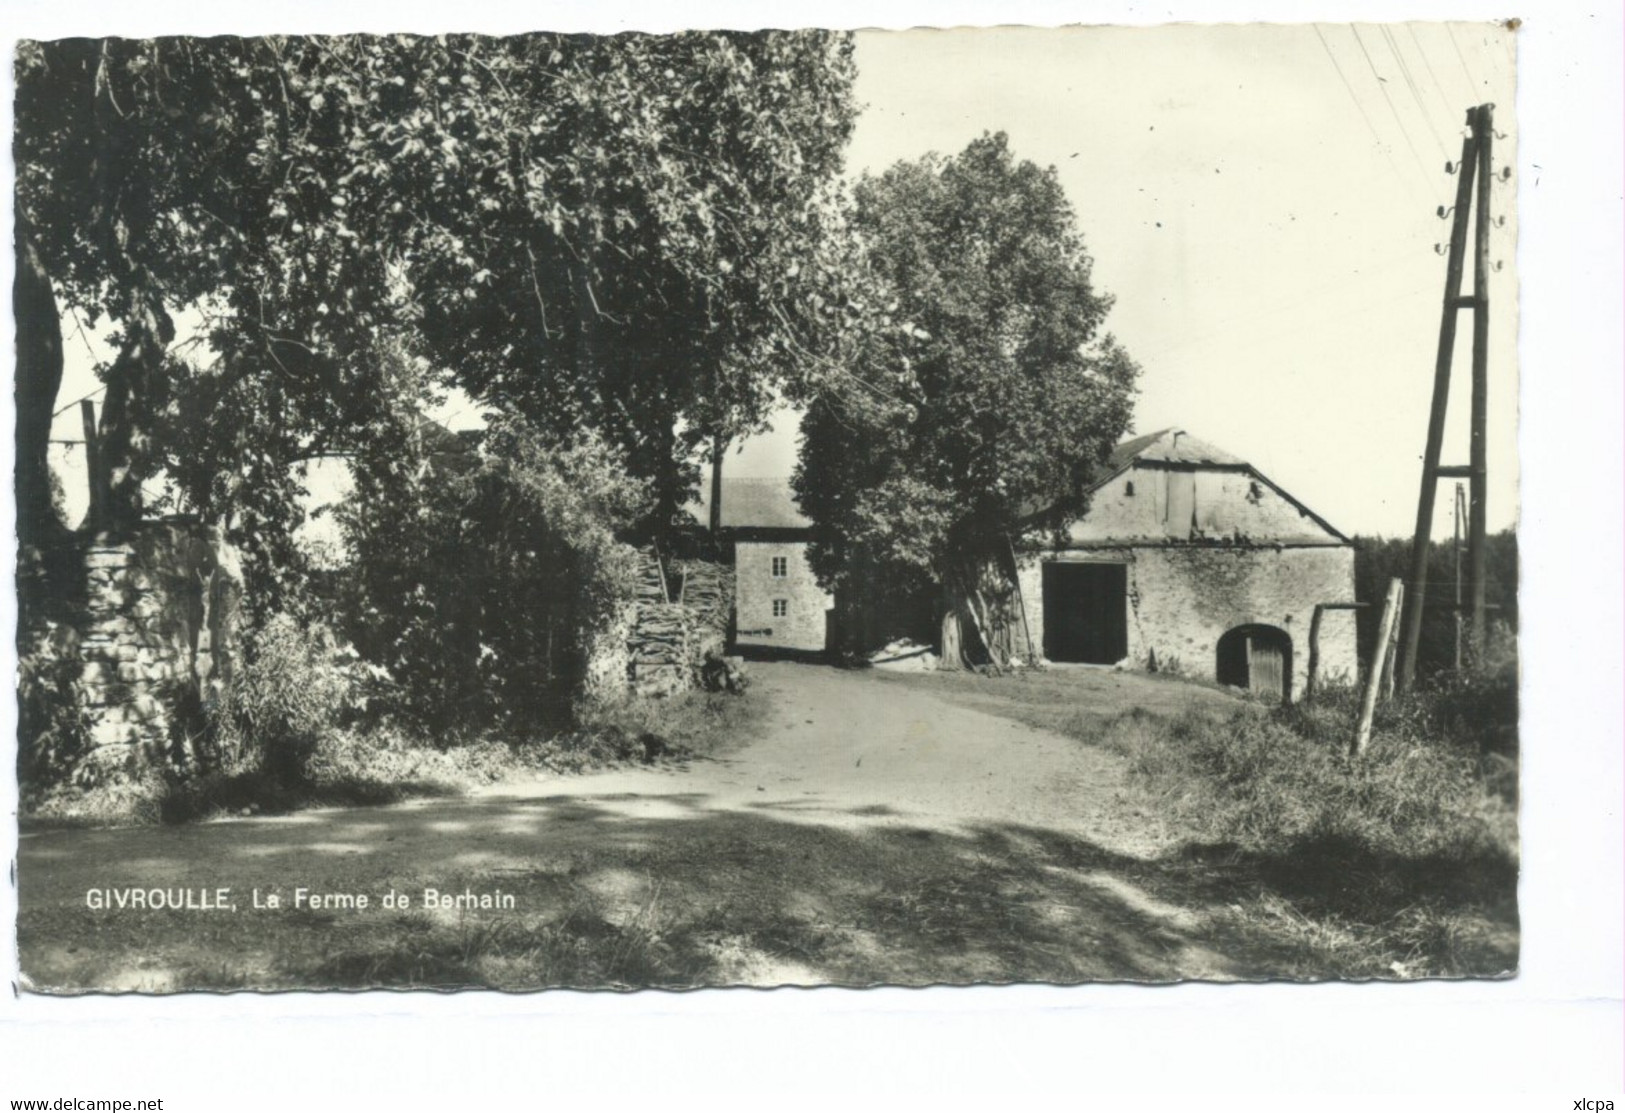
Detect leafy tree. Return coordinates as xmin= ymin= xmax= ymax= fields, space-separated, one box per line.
xmin=14 ymin=35 xmax=447 ymax=596
xmin=15 ymin=225 xmax=65 ymax=548
xmin=399 ymin=31 xmax=858 ymax=530
xmin=14 ymin=32 xmax=858 ymax=575
xmin=337 ymin=413 xmax=648 ymax=734
xmin=794 ymin=133 xmax=1139 ymax=664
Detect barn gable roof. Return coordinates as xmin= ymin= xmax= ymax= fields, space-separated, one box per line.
xmin=1064 ymin=428 xmax=1351 ymax=546
xmin=1108 ymin=428 xmax=1247 ymax=469
xmin=688 ymin=477 xmax=812 ymax=531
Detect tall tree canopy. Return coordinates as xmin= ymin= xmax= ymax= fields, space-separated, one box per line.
xmin=794 ymin=132 xmax=1139 ymax=662
xmin=15 ymin=32 xmax=857 ymax=566
xmin=402 ymin=31 xmax=857 ymax=525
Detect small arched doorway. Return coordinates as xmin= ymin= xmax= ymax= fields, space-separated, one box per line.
xmin=1216 ymin=624 xmax=1292 ymax=702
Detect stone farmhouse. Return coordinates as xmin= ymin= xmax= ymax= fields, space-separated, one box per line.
xmin=1015 ymin=428 xmax=1358 ymax=701
xmin=689 ymin=477 xmax=833 ymax=655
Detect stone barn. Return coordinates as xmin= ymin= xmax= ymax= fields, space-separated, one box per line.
xmin=690 ymin=477 xmax=833 ymax=655
xmin=1016 ymin=429 xmax=1358 ymax=701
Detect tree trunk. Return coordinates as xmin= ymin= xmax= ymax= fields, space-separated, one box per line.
xmin=14 ymin=229 xmax=65 ymax=546
xmin=938 ymin=590 xmax=962 ymax=671
xmin=941 ymin=559 xmax=1016 ymax=671
xmin=957 ymin=580 xmax=998 ymax=669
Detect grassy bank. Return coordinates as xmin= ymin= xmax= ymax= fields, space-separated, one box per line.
xmin=884 ymin=663 xmax=1519 ymax=979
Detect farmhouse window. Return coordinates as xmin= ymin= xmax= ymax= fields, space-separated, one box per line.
xmin=771 ymin=556 xmax=788 ymax=578
xmin=772 ymin=599 xmax=788 ymax=618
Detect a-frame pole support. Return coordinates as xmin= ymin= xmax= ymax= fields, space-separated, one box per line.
xmin=1396 ymin=105 xmax=1491 ymax=692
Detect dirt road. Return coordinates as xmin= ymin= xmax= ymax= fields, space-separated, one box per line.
xmin=19 ymin=662 xmax=1281 ymax=991
xmin=473 ymin=662 xmax=1173 ymax=851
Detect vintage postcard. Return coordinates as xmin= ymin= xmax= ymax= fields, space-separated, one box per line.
xmin=14 ymin=21 xmax=1519 ymax=993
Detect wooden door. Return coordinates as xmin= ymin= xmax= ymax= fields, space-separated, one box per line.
xmin=1042 ymin=562 xmax=1128 ymax=664
xmin=1246 ymin=633 xmax=1286 ymax=702
xmin=1217 ymin=624 xmax=1291 ymax=701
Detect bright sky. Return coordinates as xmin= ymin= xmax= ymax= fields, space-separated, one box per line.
xmin=730 ymin=22 xmax=1519 ymax=540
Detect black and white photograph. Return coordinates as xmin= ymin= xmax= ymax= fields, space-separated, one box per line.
xmin=9 ymin=18 xmax=1532 ymax=997
xmin=10 ymin=0 xmax=1625 ymax=1102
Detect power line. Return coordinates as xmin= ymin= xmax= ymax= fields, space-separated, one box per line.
xmin=1405 ymin=23 xmax=1465 ymax=124
xmin=1312 ymin=24 xmax=1423 ymax=204
xmin=51 ymin=383 xmax=107 ymax=419
xmin=67 ymin=306 xmax=102 ymax=364
xmin=1381 ymin=24 xmax=1450 ymax=162
xmin=1445 ymin=23 xmax=1483 ymax=101
xmin=1349 ymin=24 xmax=1434 ymax=188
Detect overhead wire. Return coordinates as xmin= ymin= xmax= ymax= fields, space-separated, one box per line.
xmin=67 ymin=306 xmax=102 ymax=364
xmin=1445 ymin=22 xmax=1483 ymax=102
xmin=1381 ymin=24 xmax=1451 ymax=163
xmin=1312 ymin=23 xmax=1422 ymax=205
xmin=1349 ymin=24 xmax=1435 ymax=188
xmin=51 ymin=383 xmax=108 ymax=419
xmin=1406 ymin=23 xmax=1467 ymax=125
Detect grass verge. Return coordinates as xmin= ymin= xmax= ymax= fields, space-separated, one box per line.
xmin=22 ymin=686 xmax=767 ymax=829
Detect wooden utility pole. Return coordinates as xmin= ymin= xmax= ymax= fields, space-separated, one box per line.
xmin=80 ymin=399 xmax=106 ymax=534
xmin=709 ymin=431 xmax=725 ymax=536
xmin=1354 ymin=577 xmax=1404 ymax=757
xmin=1397 ymin=103 xmax=1497 ymax=690
xmin=1453 ymin=482 xmax=1466 ymax=671
xmin=1467 ymin=103 xmax=1494 ymax=658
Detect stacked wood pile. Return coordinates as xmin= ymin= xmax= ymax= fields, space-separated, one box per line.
xmin=626 ymin=551 xmax=735 ymax=697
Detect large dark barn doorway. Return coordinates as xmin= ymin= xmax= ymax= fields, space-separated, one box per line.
xmin=1216 ymin=625 xmax=1292 ymax=702
xmin=1042 ymin=562 xmax=1128 ymax=664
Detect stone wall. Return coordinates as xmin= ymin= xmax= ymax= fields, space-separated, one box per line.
xmin=733 ymin=539 xmax=831 ymax=654
xmin=62 ymin=523 xmax=244 ymax=781
xmin=1017 ymin=544 xmax=1358 ymax=700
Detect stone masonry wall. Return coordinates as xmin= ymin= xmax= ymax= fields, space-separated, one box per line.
xmin=75 ymin=522 xmax=244 ymax=779
xmin=733 ymin=540 xmax=831 ymax=654
xmin=1017 ymin=544 xmax=1358 ymax=700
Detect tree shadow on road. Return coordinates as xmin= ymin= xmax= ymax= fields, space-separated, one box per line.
xmin=20 ymin=784 xmax=1504 ymax=992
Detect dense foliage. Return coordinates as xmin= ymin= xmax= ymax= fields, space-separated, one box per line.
xmin=1352 ymin=530 xmax=1518 ymax=675
xmin=15 ymin=31 xmax=857 ymax=584
xmin=795 ymin=133 xmax=1138 ymax=660
xmin=401 ymin=32 xmax=859 ymax=527
xmin=338 ymin=414 xmax=648 ymax=735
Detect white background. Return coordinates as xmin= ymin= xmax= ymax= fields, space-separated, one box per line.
xmin=1 ymin=0 xmax=1620 ymax=1105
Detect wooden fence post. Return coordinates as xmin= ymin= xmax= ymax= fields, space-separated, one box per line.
xmin=1353 ymin=577 xmax=1404 ymax=757
xmin=1379 ymin=581 xmax=1404 ymax=701
xmin=1306 ymin=604 xmax=1324 ymax=703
